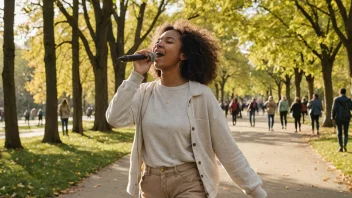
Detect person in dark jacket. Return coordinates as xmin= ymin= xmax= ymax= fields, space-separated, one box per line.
xmin=247 ymin=98 xmax=259 ymax=127
xmin=307 ymin=94 xmax=323 ymax=135
xmin=290 ymin=97 xmax=302 ymax=132
xmin=331 ymin=88 xmax=352 ymax=152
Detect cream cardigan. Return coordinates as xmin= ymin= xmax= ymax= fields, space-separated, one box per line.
xmin=106 ymin=71 xmax=267 ymax=198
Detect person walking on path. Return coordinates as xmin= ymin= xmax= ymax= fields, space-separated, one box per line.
xmin=301 ymin=97 xmax=308 ymax=124
xmin=30 ymin=108 xmax=37 ymax=120
xmin=290 ymin=97 xmax=302 ymax=132
xmin=331 ymin=88 xmax=352 ymax=152
xmin=58 ymin=98 xmax=70 ymax=136
xmin=37 ymin=109 xmax=43 ymax=126
xmin=106 ymin=21 xmax=266 ymax=198
xmin=247 ymin=98 xmax=259 ymax=127
xmin=24 ymin=109 xmax=30 ymax=126
xmin=264 ymin=96 xmax=276 ymax=131
xmin=229 ymin=98 xmax=240 ymax=126
xmin=278 ymin=96 xmax=289 ymax=129
xmin=307 ymin=94 xmax=323 ymax=135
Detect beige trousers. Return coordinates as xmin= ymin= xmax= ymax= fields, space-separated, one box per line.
xmin=140 ymin=162 xmax=207 ymax=198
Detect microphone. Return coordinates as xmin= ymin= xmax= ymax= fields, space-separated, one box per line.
xmin=118 ymin=52 xmax=155 ymax=62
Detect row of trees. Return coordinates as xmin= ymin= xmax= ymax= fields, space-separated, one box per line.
xmin=1 ymin=0 xmax=251 ymax=149
xmin=3 ymin=0 xmax=352 ymax=149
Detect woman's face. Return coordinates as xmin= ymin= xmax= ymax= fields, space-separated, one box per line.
xmin=152 ymin=30 xmax=184 ymax=71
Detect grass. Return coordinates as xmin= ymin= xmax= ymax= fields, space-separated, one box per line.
xmin=308 ymin=128 xmax=352 ymax=189
xmin=0 ymin=127 xmax=134 ymax=197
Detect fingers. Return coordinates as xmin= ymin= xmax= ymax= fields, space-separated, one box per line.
xmin=135 ymin=50 xmax=153 ymax=63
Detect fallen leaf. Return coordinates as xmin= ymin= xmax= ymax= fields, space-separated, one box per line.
xmin=17 ymin=183 xmax=25 ymax=188
xmin=285 ymin=186 xmax=289 ymax=189
xmin=323 ymin=177 xmax=330 ymax=182
xmin=94 ymin=184 xmax=101 ymax=188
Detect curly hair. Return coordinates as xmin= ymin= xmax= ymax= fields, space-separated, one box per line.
xmin=150 ymin=20 xmax=220 ymax=85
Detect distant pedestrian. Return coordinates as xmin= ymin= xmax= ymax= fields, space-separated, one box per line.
xmin=278 ymin=96 xmax=289 ymax=129
xmin=0 ymin=109 xmax=3 ymax=122
xmin=229 ymin=98 xmax=240 ymax=125
xmin=247 ymin=98 xmax=259 ymax=127
xmin=24 ymin=110 xmax=30 ymax=126
xmin=290 ymin=97 xmax=302 ymax=132
xmin=37 ymin=109 xmax=43 ymax=126
xmin=30 ymin=108 xmax=37 ymax=120
xmin=223 ymin=101 xmax=229 ymax=117
xmin=331 ymin=88 xmax=352 ymax=152
xmin=301 ymin=97 xmax=308 ymax=124
xmin=307 ymin=94 xmax=323 ymax=135
xmin=264 ymin=96 xmax=276 ymax=131
xmin=86 ymin=106 xmax=93 ymax=119
xmin=58 ymin=98 xmax=70 ymax=136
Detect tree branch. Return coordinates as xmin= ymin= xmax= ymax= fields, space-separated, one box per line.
xmin=56 ymin=0 xmax=95 ymax=63
xmin=295 ymin=0 xmax=323 ymax=36
xmin=82 ymin=0 xmax=96 ymax=42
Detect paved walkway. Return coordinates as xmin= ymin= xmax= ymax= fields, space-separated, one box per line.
xmin=58 ymin=113 xmax=351 ymax=198
xmin=0 ymin=116 xmax=94 ymax=139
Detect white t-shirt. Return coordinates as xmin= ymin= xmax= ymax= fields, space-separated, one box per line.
xmin=142 ymin=81 xmax=195 ymax=168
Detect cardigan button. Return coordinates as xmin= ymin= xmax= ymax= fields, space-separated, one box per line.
xmin=198 ymin=161 xmax=201 ymax=165
xmin=193 ymin=143 xmax=196 ymax=146
xmin=192 ymin=127 xmax=195 ymax=131
xmin=201 ymin=174 xmax=204 ymax=178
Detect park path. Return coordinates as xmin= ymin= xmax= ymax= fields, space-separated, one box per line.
xmin=58 ymin=113 xmax=351 ymax=198
xmin=0 ymin=116 xmax=94 ymax=139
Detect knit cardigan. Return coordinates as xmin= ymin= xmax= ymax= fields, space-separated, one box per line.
xmin=106 ymin=71 xmax=267 ymax=198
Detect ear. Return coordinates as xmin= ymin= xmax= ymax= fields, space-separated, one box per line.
xmin=180 ymin=53 xmax=187 ymax=60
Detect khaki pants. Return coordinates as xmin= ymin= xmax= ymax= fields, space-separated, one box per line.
xmin=140 ymin=162 xmax=206 ymax=198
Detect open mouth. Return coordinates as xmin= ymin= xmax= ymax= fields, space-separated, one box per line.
xmin=155 ymin=52 xmax=164 ymax=58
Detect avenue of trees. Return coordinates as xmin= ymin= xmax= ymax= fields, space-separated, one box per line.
xmin=1 ymin=0 xmax=352 ymax=148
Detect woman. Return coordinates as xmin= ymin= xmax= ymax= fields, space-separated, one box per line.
xmin=264 ymin=96 xmax=276 ymax=131
xmin=106 ymin=21 xmax=266 ymax=198
xmin=278 ymin=96 xmax=289 ymax=129
xmin=307 ymin=94 xmax=323 ymax=135
xmin=290 ymin=97 xmax=302 ymax=132
xmin=58 ymin=98 xmax=70 ymax=136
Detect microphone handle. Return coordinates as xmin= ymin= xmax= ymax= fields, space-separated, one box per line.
xmin=118 ymin=54 xmax=147 ymax=62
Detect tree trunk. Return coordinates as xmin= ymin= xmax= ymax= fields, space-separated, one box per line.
xmin=3 ymin=0 xmax=23 ymax=149
xmin=92 ymin=65 xmax=110 ymax=131
xmin=294 ymin=67 xmax=303 ymax=98
xmin=321 ymin=59 xmax=334 ymax=127
xmin=277 ymin=83 xmax=282 ymax=101
xmin=269 ymin=85 xmax=273 ymax=96
xmin=71 ymin=0 xmax=83 ymax=134
xmin=42 ymin=0 xmax=61 ymax=143
xmin=215 ymin=83 xmax=220 ymax=100
xmin=346 ymin=46 xmax=352 ymax=96
xmin=285 ymin=75 xmax=292 ymax=105
xmin=305 ymin=74 xmax=314 ymax=100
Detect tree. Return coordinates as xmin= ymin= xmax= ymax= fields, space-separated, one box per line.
xmin=71 ymin=0 xmax=83 ymax=134
xmin=42 ymin=0 xmax=61 ymax=143
xmin=325 ymin=0 xmax=352 ymax=95
xmin=57 ymin=0 xmax=113 ymax=131
xmin=2 ymin=0 xmax=23 ymax=148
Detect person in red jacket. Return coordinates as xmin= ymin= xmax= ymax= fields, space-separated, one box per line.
xmin=230 ymin=98 xmax=240 ymax=125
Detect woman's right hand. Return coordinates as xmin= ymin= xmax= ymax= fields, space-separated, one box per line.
xmin=133 ymin=50 xmax=154 ymax=75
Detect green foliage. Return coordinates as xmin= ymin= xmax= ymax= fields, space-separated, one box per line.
xmin=0 ymin=128 xmax=134 ymax=197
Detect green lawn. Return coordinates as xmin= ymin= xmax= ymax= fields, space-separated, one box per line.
xmin=309 ymin=128 xmax=352 ymax=189
xmin=0 ymin=128 xmax=134 ymax=197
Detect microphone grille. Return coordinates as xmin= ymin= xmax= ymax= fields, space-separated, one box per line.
xmin=148 ymin=52 xmax=156 ymax=62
